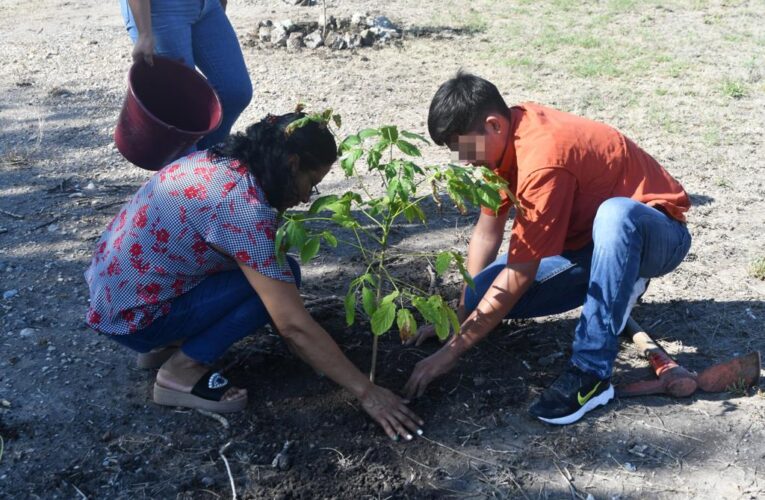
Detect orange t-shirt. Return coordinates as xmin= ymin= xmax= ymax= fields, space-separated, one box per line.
xmin=482 ymin=103 xmax=690 ymax=263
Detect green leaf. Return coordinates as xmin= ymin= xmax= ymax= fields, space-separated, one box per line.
xmin=344 ymin=291 xmax=356 ymax=326
xmin=434 ymin=318 xmax=450 ymax=341
xmin=445 ymin=307 xmax=461 ymax=336
xmin=428 ymin=295 xmax=451 ymax=340
xmin=285 ymin=116 xmax=311 ymax=136
xmin=435 ymin=251 xmax=452 ymax=275
xmin=300 ymin=237 xmax=320 ymax=263
xmin=358 ymin=273 xmax=376 ymax=287
xmin=412 ymin=296 xmax=438 ymax=324
xmin=371 ymin=302 xmax=396 ymax=336
xmin=476 ymin=184 xmax=501 ymax=210
xmin=340 ymin=148 xmax=363 ymax=176
xmin=367 ymin=149 xmax=382 ymax=170
xmin=345 ymin=191 xmax=363 ymax=204
xmin=380 ymin=126 xmax=399 ymax=143
xmin=401 ymin=130 xmax=430 ymax=144
xmin=403 ymin=204 xmax=426 ymax=223
xmin=396 ymin=308 xmax=417 ymax=342
xmin=396 ymin=139 xmax=421 ymax=157
xmin=383 ymin=167 xmax=398 ymax=186
xmin=274 ymin=225 xmax=288 ymax=266
xmin=359 ymin=128 xmax=380 ymax=139
xmin=321 ymin=231 xmax=337 ymax=248
xmin=453 ymin=253 xmax=475 ymax=289
xmin=402 ymin=161 xmax=415 ymax=180
xmin=362 ymin=287 xmax=377 ymax=317
xmin=445 ymin=183 xmax=467 ymax=214
xmin=332 ymin=214 xmax=359 ymax=229
xmin=386 ymin=178 xmax=400 ymax=201
xmin=307 ymin=194 xmax=340 ymax=215
xmin=340 ymin=134 xmax=361 ymax=150
xmin=381 ymin=290 xmax=400 ymax=305
xmin=399 ymin=178 xmax=415 ymax=200
xmin=285 ymin=219 xmax=306 ymax=249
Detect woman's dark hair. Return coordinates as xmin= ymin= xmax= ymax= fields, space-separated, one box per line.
xmin=427 ymin=70 xmax=510 ymax=146
xmin=208 ymin=112 xmax=337 ymax=210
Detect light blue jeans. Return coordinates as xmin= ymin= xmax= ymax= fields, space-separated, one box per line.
xmin=119 ymin=0 xmax=253 ymax=149
xmin=110 ymin=257 xmax=301 ymax=364
xmin=464 ymin=197 xmax=692 ymax=379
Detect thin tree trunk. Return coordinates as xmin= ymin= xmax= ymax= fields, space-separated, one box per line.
xmin=322 ymin=0 xmax=327 ymax=38
xmin=369 ymin=336 xmax=378 ymax=382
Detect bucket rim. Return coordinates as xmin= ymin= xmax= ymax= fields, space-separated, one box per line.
xmin=127 ymin=56 xmax=223 ymax=136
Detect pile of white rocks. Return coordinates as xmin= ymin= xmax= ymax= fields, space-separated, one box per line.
xmin=248 ymin=13 xmax=402 ymax=51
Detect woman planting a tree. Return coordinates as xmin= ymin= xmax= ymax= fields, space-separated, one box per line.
xmin=84 ymin=112 xmax=423 ymax=441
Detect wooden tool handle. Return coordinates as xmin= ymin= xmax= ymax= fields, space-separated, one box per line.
xmin=624 ymin=317 xmax=680 ymax=376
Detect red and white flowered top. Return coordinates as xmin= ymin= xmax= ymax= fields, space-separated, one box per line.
xmin=84 ymin=152 xmax=294 ymax=335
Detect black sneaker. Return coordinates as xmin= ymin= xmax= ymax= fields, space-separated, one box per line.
xmin=529 ymin=365 xmax=614 ymax=425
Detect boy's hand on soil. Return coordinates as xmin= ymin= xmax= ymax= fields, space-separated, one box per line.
xmin=359 ymin=384 xmax=424 ymax=441
xmin=403 ymin=348 xmax=458 ymax=399
xmin=132 ymin=33 xmax=155 ymax=65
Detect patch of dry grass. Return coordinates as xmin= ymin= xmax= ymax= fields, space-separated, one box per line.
xmin=749 ymin=256 xmax=765 ymax=280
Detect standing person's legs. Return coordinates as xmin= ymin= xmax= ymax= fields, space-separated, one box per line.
xmin=191 ymin=0 xmax=253 ymax=149
xmin=119 ymin=0 xmax=201 ymax=159
xmin=120 ymin=0 xmax=252 ymax=148
xmin=120 ymin=0 xmax=198 ymax=66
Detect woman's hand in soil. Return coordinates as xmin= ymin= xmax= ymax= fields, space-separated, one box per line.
xmin=403 ymin=347 xmax=459 ymax=398
xmin=359 ymin=384 xmax=424 ymax=441
xmin=132 ymin=33 xmax=155 ymax=65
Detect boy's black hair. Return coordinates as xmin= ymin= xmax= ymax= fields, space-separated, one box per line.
xmin=427 ymin=70 xmax=510 ymax=146
xmin=209 ymin=113 xmax=337 ymax=211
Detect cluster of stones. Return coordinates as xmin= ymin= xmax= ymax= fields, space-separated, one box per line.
xmin=252 ymin=13 xmax=401 ymax=51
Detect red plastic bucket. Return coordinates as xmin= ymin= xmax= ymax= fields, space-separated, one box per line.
xmin=114 ymin=56 xmax=222 ymax=171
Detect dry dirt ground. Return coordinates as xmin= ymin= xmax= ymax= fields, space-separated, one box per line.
xmin=1 ymin=0 xmax=764 ymax=498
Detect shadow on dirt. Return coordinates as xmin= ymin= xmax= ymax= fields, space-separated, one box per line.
xmin=0 ymin=84 xmax=127 ymax=239
xmin=689 ymin=193 xmax=714 ymax=206
xmin=405 ymin=24 xmax=487 ymax=39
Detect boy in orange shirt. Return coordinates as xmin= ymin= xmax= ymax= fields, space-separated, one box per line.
xmin=403 ymin=72 xmax=691 ymax=424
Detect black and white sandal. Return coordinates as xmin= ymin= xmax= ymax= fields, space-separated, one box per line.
xmin=153 ymin=370 xmax=247 ymax=413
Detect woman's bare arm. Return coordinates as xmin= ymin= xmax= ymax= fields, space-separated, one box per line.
xmin=127 ymin=0 xmax=154 ymax=64
xmin=236 ymin=259 xmax=424 ymax=440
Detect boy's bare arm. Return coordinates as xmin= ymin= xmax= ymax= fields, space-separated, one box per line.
xmin=404 ymin=259 xmax=540 ymax=398
xmin=451 ymin=260 xmax=539 ymax=354
xmin=457 ymin=209 xmax=509 ymax=320
xmin=406 ymin=209 xmax=510 ymax=346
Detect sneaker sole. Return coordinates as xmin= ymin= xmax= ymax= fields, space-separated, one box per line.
xmin=536 ymin=384 xmax=614 ymax=425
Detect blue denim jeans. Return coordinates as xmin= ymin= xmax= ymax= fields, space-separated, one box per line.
xmin=119 ymin=0 xmax=253 ymax=150
xmin=464 ymin=197 xmax=692 ymax=379
xmin=110 ymin=257 xmax=301 ymax=364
